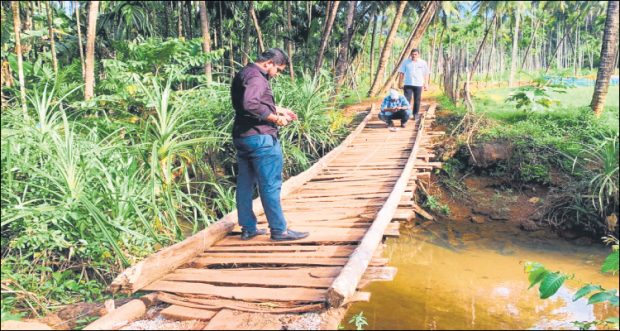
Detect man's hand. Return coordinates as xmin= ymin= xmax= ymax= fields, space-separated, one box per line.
xmin=424 ymin=83 xmax=429 ymax=91
xmin=274 ymin=115 xmax=289 ymax=127
xmin=276 ymin=106 xmax=298 ymax=122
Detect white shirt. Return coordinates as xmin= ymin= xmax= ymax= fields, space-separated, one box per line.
xmin=399 ymin=58 xmax=429 ymax=87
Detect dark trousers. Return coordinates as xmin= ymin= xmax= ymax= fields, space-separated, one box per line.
xmin=404 ymin=85 xmax=423 ymax=115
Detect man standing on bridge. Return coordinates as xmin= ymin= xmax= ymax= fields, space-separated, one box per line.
xmin=398 ymin=49 xmax=430 ymax=121
xmin=231 ymin=48 xmax=310 ymax=242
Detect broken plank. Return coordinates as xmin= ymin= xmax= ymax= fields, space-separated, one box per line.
xmin=161 ymin=271 xmax=333 ymax=289
xmin=143 ymin=281 xmax=326 ymax=302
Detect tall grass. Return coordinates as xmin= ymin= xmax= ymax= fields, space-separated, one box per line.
xmin=2 ymin=63 xmax=354 ymax=317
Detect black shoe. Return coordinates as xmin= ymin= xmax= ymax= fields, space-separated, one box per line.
xmin=240 ymin=228 xmax=267 ymax=240
xmin=401 ymin=121 xmax=407 ymax=128
xmin=270 ymin=229 xmax=310 ymax=241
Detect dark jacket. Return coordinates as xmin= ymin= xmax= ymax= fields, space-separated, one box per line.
xmin=231 ymin=63 xmax=278 ymax=138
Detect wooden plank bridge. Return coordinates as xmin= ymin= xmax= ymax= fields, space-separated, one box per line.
xmin=85 ymin=102 xmax=441 ymax=330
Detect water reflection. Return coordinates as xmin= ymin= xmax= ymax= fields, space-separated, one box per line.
xmin=345 ymin=222 xmax=618 ymax=330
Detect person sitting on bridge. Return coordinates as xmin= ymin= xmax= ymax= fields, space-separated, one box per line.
xmin=379 ymin=89 xmax=412 ymax=131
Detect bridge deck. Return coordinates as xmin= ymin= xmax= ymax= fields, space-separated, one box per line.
xmin=86 ymin=102 xmax=440 ymax=330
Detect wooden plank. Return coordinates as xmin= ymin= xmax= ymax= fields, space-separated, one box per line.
xmin=143 ymin=281 xmax=325 ymax=302
xmin=83 ymin=299 xmax=147 ymax=330
xmin=161 ymin=270 xmax=334 ymax=288
xmin=160 ymin=305 xmax=217 ymax=321
xmin=413 ymin=204 xmax=434 ymax=221
xmin=205 ymin=245 xmax=355 ymax=254
xmin=326 ymin=103 xmax=437 ymax=307
xmin=189 ymin=257 xmax=349 ymax=267
xmin=206 ymin=245 xmax=355 ymax=257
xmin=216 ymin=232 xmax=365 ymax=246
xmin=159 ymin=295 xmax=323 ymax=316
xmin=109 ymin=219 xmax=236 ymax=294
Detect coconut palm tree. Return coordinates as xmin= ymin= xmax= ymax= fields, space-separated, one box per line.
xmin=367 ymin=1 xmax=407 ymax=97
xmin=591 ymin=1 xmax=619 ymax=117
xmin=84 ymin=1 xmax=99 ymax=100
xmin=199 ymin=0 xmax=212 ymax=84
xmin=314 ymin=1 xmax=340 ymax=75
xmin=249 ymin=1 xmax=264 ymax=53
xmin=11 ymin=1 xmax=27 ymax=116
xmin=335 ymin=1 xmax=357 ymax=93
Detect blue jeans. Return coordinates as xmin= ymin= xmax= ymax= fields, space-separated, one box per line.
xmin=233 ymin=134 xmax=287 ymax=234
xmin=379 ymin=109 xmax=412 ymax=125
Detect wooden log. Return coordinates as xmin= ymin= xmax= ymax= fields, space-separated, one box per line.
xmin=83 ymin=299 xmax=147 ymax=330
xmin=326 ymin=104 xmax=436 ymax=307
xmin=109 ymin=218 xmax=236 ymax=294
xmin=413 ymin=204 xmax=434 ymax=221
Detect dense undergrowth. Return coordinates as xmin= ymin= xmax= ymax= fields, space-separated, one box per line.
xmin=435 ymin=82 xmax=619 ymax=238
xmin=0 ymin=38 xmax=357 ymax=321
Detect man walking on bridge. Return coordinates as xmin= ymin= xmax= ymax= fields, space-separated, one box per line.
xmin=398 ymin=49 xmax=430 ymax=121
xmin=231 ymin=48 xmax=309 ymax=242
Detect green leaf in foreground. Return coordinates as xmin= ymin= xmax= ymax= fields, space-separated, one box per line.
xmin=587 ymin=290 xmax=618 ymax=305
xmin=573 ymin=284 xmax=604 ymax=301
xmin=525 ymin=262 xmax=549 ymax=289
xmin=539 ymin=272 xmax=568 ymax=299
xmin=601 ymin=250 xmax=619 ymax=274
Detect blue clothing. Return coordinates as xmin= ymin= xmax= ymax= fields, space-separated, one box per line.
xmin=378 ymin=109 xmax=412 ymax=126
xmin=380 ymin=95 xmax=411 ymax=112
xmin=233 ymin=134 xmax=287 ymax=234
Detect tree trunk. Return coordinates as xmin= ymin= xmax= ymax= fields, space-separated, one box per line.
xmin=369 ymin=13 xmax=379 ymax=84
xmin=199 ymin=1 xmax=212 ymax=84
xmin=375 ymin=1 xmax=438 ymax=96
xmin=229 ymin=38 xmax=235 ymax=79
xmin=509 ymin=8 xmax=520 ymax=87
xmin=335 ymin=1 xmax=356 ymax=93
xmin=545 ymin=26 xmax=570 ymax=73
xmin=45 ymin=1 xmax=58 ymax=75
xmin=286 ymin=1 xmax=295 ymax=80
xmin=11 ymin=1 xmax=27 ymax=116
xmin=367 ymin=1 xmax=407 ymax=96
xmin=434 ymin=24 xmax=446 ymax=82
xmin=314 ymin=1 xmax=340 ymax=75
xmin=185 ymin=1 xmax=193 ymax=39
xmin=521 ymin=19 xmax=540 ymax=70
xmin=84 ymin=1 xmax=99 ymax=101
xmin=470 ymin=11 xmax=497 ymax=82
xmin=249 ymin=2 xmax=264 ymax=53
xmin=242 ymin=3 xmax=251 ymax=65
xmin=590 ymin=0 xmax=619 ymax=116
xmin=163 ymin=1 xmax=169 ymax=38
xmin=75 ymin=1 xmax=85 ymax=79
xmin=429 ymin=19 xmax=439 ymax=82
xmin=177 ymin=2 xmax=183 ymax=38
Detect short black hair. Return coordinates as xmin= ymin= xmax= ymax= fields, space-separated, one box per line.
xmin=256 ymin=48 xmax=290 ymax=66
xmin=411 ymin=48 xmax=420 ymax=54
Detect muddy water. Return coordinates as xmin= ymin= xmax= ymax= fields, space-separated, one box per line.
xmin=345 ymin=220 xmax=618 ymax=330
